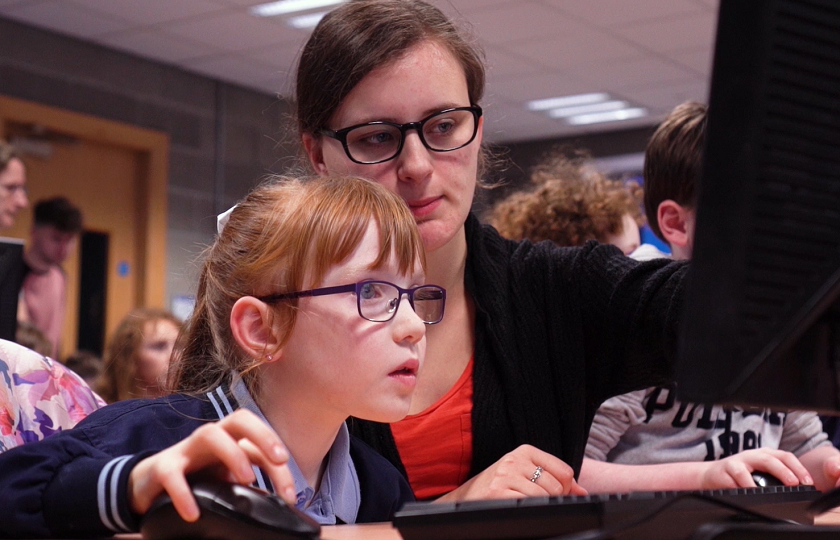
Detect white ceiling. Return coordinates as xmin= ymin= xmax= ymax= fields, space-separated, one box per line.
xmin=0 ymin=0 xmax=720 ymax=143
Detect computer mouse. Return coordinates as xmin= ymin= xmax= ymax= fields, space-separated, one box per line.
xmin=751 ymin=471 xmax=785 ymax=488
xmin=140 ymin=479 xmax=320 ymax=540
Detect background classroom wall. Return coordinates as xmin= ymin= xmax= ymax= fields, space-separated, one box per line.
xmin=0 ymin=14 xmax=659 ymax=341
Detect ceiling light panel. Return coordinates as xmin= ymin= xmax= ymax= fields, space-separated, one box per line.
xmin=547 ymin=100 xmax=628 ymax=118
xmin=526 ymin=92 xmax=609 ymax=111
xmin=566 ymin=107 xmax=648 ymax=125
xmin=251 ymin=0 xmax=345 ymax=17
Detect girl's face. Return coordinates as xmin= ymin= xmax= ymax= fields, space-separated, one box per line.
xmin=277 ymin=221 xmax=427 ymax=424
xmin=605 ymin=213 xmax=641 ymax=255
xmin=304 ymin=40 xmax=483 ymax=254
xmin=136 ymin=319 xmax=179 ymax=398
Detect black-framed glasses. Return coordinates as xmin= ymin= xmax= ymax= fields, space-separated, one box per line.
xmin=320 ymin=106 xmax=483 ymax=165
xmin=258 ymin=280 xmax=446 ymax=325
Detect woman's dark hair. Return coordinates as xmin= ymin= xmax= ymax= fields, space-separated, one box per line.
xmin=296 ymin=0 xmax=496 ymax=181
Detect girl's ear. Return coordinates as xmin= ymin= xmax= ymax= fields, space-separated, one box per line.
xmin=302 ymin=134 xmax=329 ymax=176
xmin=230 ymin=296 xmax=281 ymax=362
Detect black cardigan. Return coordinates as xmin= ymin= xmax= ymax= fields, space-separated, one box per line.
xmin=350 ymin=213 xmax=687 ymax=486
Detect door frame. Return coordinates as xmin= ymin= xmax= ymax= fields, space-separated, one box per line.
xmin=0 ymin=94 xmax=169 ymax=309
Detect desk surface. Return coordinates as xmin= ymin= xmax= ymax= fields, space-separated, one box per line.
xmin=318 ymin=507 xmax=840 ymax=540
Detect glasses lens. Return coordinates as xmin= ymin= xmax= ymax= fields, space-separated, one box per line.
xmin=358 ymin=281 xmax=400 ymax=322
xmin=422 ymin=109 xmax=477 ymax=151
xmin=345 ymin=124 xmax=402 ymax=163
xmin=413 ymin=286 xmax=445 ymax=324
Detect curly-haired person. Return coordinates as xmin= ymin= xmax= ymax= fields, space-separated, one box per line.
xmin=488 ymin=153 xmax=644 ymax=255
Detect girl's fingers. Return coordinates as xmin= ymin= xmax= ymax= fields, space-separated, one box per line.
xmin=237 ymin=439 xmax=297 ymax=504
xmin=185 ymin=424 xmax=256 ymax=484
xmin=218 ymin=410 xmax=289 ymax=465
xmin=158 ymin=473 xmax=200 ymax=522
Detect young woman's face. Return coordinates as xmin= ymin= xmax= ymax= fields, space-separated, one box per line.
xmin=136 ymin=319 xmax=180 ymax=397
xmin=305 ymin=40 xmax=483 ymax=253
xmin=278 ymin=221 xmax=427 ymax=424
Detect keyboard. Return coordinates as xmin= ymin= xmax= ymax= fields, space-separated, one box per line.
xmin=394 ymin=485 xmax=821 ymax=540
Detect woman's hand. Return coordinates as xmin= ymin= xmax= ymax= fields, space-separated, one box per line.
xmin=439 ymin=444 xmax=588 ymax=501
xmin=128 ymin=409 xmax=295 ymax=521
xmin=699 ymin=448 xmax=813 ymax=489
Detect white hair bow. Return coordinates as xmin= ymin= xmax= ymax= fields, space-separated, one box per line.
xmin=217 ymin=205 xmax=236 ymax=234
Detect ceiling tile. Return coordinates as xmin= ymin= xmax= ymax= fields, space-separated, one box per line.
xmin=465 ymin=1 xmax=586 ymax=45
xmin=622 ymin=79 xmax=709 ymax=112
xmin=163 ymin=10 xmax=303 ymax=51
xmin=483 ymin=45 xmax=544 ymax=79
xmin=666 ymin=46 xmax=714 ymax=77
xmin=0 ymin=0 xmax=131 ymax=37
xmin=569 ymin=55 xmax=697 ymax=90
xmin=488 ymin=71 xmax=595 ymax=103
xmin=544 ymin=0 xmax=704 ymax=27
xmin=504 ymin=30 xmax=644 ymax=71
xmin=615 ymin=11 xmax=717 ymax=52
xmin=0 ymin=0 xmax=726 ymax=143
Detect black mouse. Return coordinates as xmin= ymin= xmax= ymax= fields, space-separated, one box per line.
xmin=140 ymin=479 xmax=320 ymax=540
xmin=751 ymin=471 xmax=785 ymax=488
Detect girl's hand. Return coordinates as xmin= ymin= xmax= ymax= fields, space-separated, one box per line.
xmin=700 ymin=448 xmax=813 ymax=489
xmin=128 ymin=409 xmax=295 ymax=521
xmin=439 ymin=444 xmax=588 ymax=501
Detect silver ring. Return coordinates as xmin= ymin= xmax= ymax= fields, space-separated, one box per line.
xmin=530 ymin=466 xmax=543 ymax=483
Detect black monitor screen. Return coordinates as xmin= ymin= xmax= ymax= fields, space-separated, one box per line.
xmin=676 ymin=0 xmax=840 ymax=413
xmin=0 ymin=237 xmax=24 ymax=343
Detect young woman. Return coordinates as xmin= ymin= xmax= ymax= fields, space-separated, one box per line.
xmin=296 ymin=0 xmax=688 ymax=501
xmin=0 ymin=176 xmax=443 ymax=537
xmin=95 ymin=308 xmax=182 ymax=402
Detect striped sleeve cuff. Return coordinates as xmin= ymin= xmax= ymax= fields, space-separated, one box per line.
xmin=98 ymin=455 xmax=137 ymax=533
xmin=43 ymin=451 xmax=153 ymax=537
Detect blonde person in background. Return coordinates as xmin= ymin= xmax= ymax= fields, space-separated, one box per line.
xmin=0 ymin=140 xmax=28 ymax=230
xmin=94 ymin=308 xmax=181 ymax=403
xmin=0 ymin=142 xmax=102 ymax=454
xmin=488 ymin=152 xmax=644 ymax=255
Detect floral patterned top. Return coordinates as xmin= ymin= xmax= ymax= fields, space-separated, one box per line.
xmin=0 ymin=339 xmax=105 ymax=453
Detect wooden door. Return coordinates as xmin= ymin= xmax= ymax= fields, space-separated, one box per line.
xmin=0 ymin=96 xmax=168 ymax=360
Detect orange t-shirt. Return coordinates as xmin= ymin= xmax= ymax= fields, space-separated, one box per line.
xmin=391 ymin=358 xmax=474 ymax=500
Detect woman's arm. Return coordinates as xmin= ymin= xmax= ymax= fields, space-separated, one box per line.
xmin=437 ymin=444 xmax=587 ymax=501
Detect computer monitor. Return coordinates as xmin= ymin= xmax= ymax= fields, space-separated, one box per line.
xmin=676 ymin=0 xmax=840 ymax=413
xmin=0 ymin=237 xmax=24 ymax=342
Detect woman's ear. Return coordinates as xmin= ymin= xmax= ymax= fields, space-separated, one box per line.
xmin=230 ymin=297 xmax=281 ymax=362
xmin=302 ymin=134 xmax=329 ymax=176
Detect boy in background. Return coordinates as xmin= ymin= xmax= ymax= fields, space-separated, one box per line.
xmin=579 ymin=101 xmax=840 ymax=493
xmin=19 ymin=196 xmax=83 ymax=359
